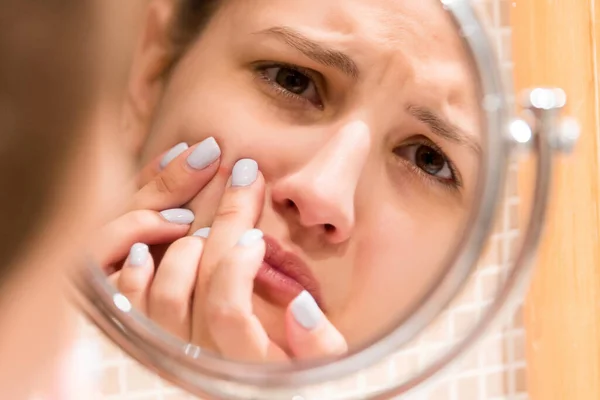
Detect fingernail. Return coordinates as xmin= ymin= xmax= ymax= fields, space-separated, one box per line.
xmin=187 ymin=137 xmax=221 ymax=170
xmin=237 ymin=228 xmax=263 ymax=246
xmin=160 ymin=208 xmax=195 ymax=224
xmin=160 ymin=142 xmax=189 ymax=169
xmin=129 ymin=243 xmax=149 ymax=267
xmin=291 ymin=291 xmax=323 ymax=330
xmin=193 ymin=227 xmax=211 ymax=238
xmin=231 ymin=159 xmax=258 ymax=187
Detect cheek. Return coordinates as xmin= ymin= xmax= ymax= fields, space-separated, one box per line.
xmin=352 ymin=203 xmax=464 ymax=304
xmin=148 ymin=88 xmax=302 ymax=183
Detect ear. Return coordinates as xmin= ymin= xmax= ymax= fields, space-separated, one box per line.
xmin=121 ymin=0 xmax=175 ymax=158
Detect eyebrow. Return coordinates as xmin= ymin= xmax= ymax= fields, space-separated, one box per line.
xmin=253 ymin=26 xmax=360 ymax=79
xmin=406 ymin=105 xmax=482 ymax=155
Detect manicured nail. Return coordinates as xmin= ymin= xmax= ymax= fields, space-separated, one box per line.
xmin=193 ymin=227 xmax=211 ymax=238
xmin=237 ymin=229 xmax=263 ymax=246
xmin=129 ymin=243 xmax=149 ymax=267
xmin=160 ymin=208 xmax=195 ymax=224
xmin=231 ymin=159 xmax=258 ymax=187
xmin=160 ymin=142 xmax=189 ymax=169
xmin=186 ymin=137 xmax=221 ymax=170
xmin=291 ymin=291 xmax=323 ymax=330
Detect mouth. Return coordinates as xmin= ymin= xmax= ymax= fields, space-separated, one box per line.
xmin=253 ymin=235 xmax=323 ymax=309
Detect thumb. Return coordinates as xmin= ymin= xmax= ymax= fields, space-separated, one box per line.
xmin=286 ymin=291 xmax=348 ymax=360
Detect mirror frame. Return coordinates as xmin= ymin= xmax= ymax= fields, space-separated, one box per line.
xmin=71 ymin=1 xmax=567 ymax=398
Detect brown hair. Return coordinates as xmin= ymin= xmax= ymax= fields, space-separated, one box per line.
xmin=169 ymin=0 xmax=221 ymax=67
xmin=0 ymin=2 xmax=96 ymax=282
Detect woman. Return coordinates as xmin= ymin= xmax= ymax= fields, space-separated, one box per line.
xmin=104 ymin=0 xmax=483 ymax=362
xmin=0 ymin=1 xmax=146 ymax=398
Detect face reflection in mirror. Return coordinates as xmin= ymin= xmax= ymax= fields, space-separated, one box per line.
xmin=108 ymin=0 xmax=482 ymax=362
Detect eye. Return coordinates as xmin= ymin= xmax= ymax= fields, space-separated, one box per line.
xmin=394 ymin=143 xmax=454 ymax=181
xmin=258 ymin=65 xmax=322 ymax=107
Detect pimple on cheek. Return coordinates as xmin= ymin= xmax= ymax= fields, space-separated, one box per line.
xmin=217 ymin=163 xmax=233 ymax=179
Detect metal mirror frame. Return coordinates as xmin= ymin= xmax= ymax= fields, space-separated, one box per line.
xmin=71 ymin=1 xmax=568 ymax=398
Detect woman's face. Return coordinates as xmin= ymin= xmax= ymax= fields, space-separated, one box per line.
xmin=127 ymin=0 xmax=481 ymax=350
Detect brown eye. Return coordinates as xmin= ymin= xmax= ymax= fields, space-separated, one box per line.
xmin=261 ymin=65 xmax=321 ymax=106
xmin=274 ymin=68 xmax=311 ymax=94
xmin=394 ymin=143 xmax=453 ymax=180
xmin=415 ymin=145 xmax=446 ymax=175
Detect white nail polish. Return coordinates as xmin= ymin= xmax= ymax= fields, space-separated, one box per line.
xmin=159 ymin=142 xmax=189 ymax=169
xmin=160 ymin=208 xmax=195 ymax=224
xmin=193 ymin=227 xmax=211 ymax=238
xmin=237 ymin=229 xmax=263 ymax=246
xmin=231 ymin=159 xmax=258 ymax=187
xmin=129 ymin=243 xmax=149 ymax=267
xmin=187 ymin=137 xmax=221 ymax=170
xmin=291 ymin=291 xmax=323 ymax=330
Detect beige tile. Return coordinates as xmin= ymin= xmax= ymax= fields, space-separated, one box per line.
xmin=364 ymin=360 xmax=391 ymax=387
xmin=515 ymin=366 xmax=528 ymax=393
xmin=99 ymin=335 xmax=123 ymax=363
xmin=512 ymin=304 xmax=524 ymax=329
xmin=480 ymin=271 xmax=500 ymax=301
xmin=480 ymin=0 xmax=496 ymax=24
xmin=124 ymin=395 xmax=161 ymax=400
xmin=453 ymin=279 xmax=479 ymax=307
xmin=481 ymin=336 xmax=504 ymax=367
xmin=392 ymin=351 xmax=419 ymax=378
xmin=420 ymin=315 xmax=450 ymax=343
xmin=457 ymin=347 xmax=480 ymax=371
xmin=456 ymin=376 xmax=480 ymax=400
xmin=480 ymin=237 xmax=501 ymax=267
xmin=507 ymin=164 xmax=519 ymax=198
xmin=507 ymin=234 xmax=520 ymax=263
xmin=426 ymin=381 xmax=452 ymax=400
xmin=452 ymin=309 xmax=479 ymax=338
xmin=124 ymin=363 xmax=161 ymax=391
xmin=508 ymin=201 xmax=520 ymax=231
xmin=485 ymin=371 xmax=506 ymax=397
xmin=99 ymin=365 xmax=121 ymax=396
xmin=499 ymin=0 xmax=512 ymax=27
xmin=513 ymin=333 xmax=526 ymax=362
xmin=500 ymin=31 xmax=513 ymax=64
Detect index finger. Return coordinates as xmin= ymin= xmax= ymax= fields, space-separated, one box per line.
xmin=191 ymin=159 xmax=265 ymax=341
xmin=130 ymin=137 xmax=222 ymax=211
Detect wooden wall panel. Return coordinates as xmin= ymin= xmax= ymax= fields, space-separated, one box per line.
xmin=511 ymin=1 xmax=600 ymax=399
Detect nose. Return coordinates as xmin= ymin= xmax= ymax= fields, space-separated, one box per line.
xmin=271 ymin=121 xmax=371 ymax=244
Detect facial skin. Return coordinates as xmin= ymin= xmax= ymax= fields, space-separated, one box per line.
xmin=125 ymin=0 xmax=482 ymax=351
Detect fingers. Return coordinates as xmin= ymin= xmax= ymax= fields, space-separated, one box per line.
xmin=204 ymin=230 xmax=287 ymax=362
xmin=93 ymin=208 xmax=194 ymax=269
xmin=117 ymin=243 xmax=155 ymax=313
xmin=286 ymin=291 xmax=348 ymax=360
xmin=191 ymin=159 xmax=265 ymax=343
xmin=148 ymin=236 xmax=205 ymax=340
xmin=131 ymin=137 xmax=221 ymax=211
xmin=135 ymin=143 xmax=187 ymax=188
xmin=195 ymin=159 xmax=265 ymax=291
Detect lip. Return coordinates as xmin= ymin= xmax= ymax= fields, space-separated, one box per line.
xmin=253 ymin=235 xmax=323 ymax=308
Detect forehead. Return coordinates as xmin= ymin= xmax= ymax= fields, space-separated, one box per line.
xmin=210 ymin=0 xmax=480 ymax=138
xmin=220 ymin=0 xmax=476 ymax=96
xmin=219 ymin=0 xmax=467 ymax=61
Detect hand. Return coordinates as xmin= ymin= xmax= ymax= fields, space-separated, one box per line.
xmin=113 ymin=157 xmax=348 ymax=361
xmin=93 ymin=137 xmax=220 ymax=292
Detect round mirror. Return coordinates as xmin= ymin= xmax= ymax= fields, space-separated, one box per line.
xmin=72 ymin=0 xmax=577 ymax=399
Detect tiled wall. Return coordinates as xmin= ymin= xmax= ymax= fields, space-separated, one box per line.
xmin=84 ymin=1 xmax=525 ymax=399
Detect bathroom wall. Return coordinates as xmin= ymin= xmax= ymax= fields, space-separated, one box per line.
xmin=84 ymin=1 xmax=526 ymax=399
